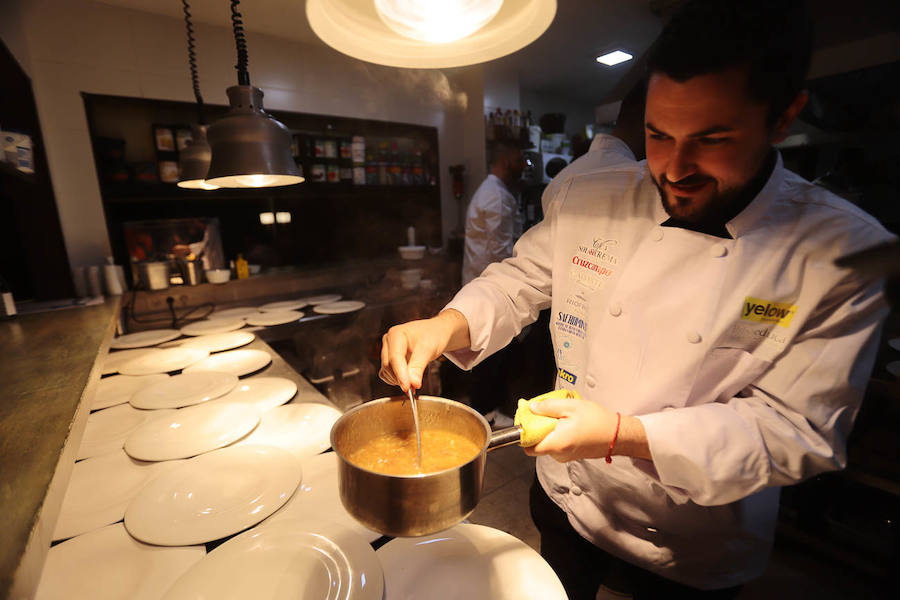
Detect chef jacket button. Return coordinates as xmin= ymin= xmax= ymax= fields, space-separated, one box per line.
xmin=609 ymin=303 xmax=622 ymax=317
xmin=571 ymin=486 xmax=583 ymax=496
xmin=710 ymin=244 xmax=728 ymax=257
xmin=651 ymin=227 xmax=664 ymax=242
xmin=686 ymin=331 xmax=702 ymax=344
xmin=586 ymin=376 xmax=597 ymax=388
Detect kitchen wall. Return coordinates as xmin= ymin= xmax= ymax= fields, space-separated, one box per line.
xmin=2 ymin=0 xmax=487 ymax=271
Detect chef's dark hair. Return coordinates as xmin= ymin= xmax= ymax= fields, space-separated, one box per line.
xmin=646 ymin=0 xmax=813 ymax=126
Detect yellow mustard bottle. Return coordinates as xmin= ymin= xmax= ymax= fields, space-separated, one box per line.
xmin=235 ymin=254 xmax=249 ymax=280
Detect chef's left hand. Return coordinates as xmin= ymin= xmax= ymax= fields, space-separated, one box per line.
xmin=524 ymin=398 xmax=652 ymax=463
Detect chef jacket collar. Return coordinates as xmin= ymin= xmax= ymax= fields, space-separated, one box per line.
xmin=656 ymin=151 xmax=783 ymax=240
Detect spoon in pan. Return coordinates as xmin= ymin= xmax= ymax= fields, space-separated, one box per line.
xmin=407 ymin=387 xmax=423 ymax=470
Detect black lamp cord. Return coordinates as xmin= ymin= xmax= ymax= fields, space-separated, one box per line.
xmin=125 ymin=285 xmax=215 ymax=329
xmin=230 ymin=0 xmax=251 ymax=86
xmin=182 ymin=0 xmax=206 ymax=124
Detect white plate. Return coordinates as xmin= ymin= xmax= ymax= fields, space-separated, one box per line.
xmin=245 ymin=310 xmax=304 ymax=327
xmin=212 ymin=306 xmax=262 ymax=319
xmin=77 ymin=405 xmax=175 ymax=461
xmin=93 ymin=374 xmax=170 ymax=410
xmin=130 ymin=371 xmax=239 ymax=409
xmin=887 ymin=361 xmax=900 ymax=378
xmin=125 ymin=445 xmax=301 ymax=546
xmin=101 ymin=348 xmax=162 ymax=375
xmin=110 ymin=329 xmax=182 ymax=350
xmin=124 ymin=401 xmax=260 ymax=461
xmin=170 ymin=330 xmax=255 ymax=353
xmin=36 ymin=523 xmax=205 ymax=600
xmin=260 ymin=299 xmax=308 ymax=312
xmin=118 ymin=347 xmax=209 ymax=375
xmin=163 ymin=519 xmax=383 ymax=600
xmin=236 ymin=404 xmax=342 ymax=459
xmin=180 ymin=318 xmax=246 ymax=336
xmin=215 ymin=377 xmax=298 ymax=412
xmin=265 ymin=452 xmax=381 ymax=543
xmin=888 ymin=338 xmax=900 ymax=352
xmin=377 ymin=523 xmax=567 ymax=600
xmin=183 ymin=348 xmax=272 ymax=377
xmin=302 ymin=293 xmax=342 ymax=305
xmin=53 ymin=450 xmax=184 ymax=541
xmin=313 ymin=300 xmax=366 ymax=315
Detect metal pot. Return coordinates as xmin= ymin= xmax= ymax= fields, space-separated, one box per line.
xmin=330 ymin=396 xmax=523 ymax=537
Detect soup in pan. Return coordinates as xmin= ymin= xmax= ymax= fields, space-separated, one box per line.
xmin=347 ymin=429 xmax=482 ymax=475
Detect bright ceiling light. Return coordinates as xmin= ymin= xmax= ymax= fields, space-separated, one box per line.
xmin=596 ymin=50 xmax=633 ymax=66
xmin=374 ymin=0 xmax=503 ymax=44
xmin=259 ymin=212 xmax=275 ymax=225
xmin=307 ymin=0 xmax=556 ymax=69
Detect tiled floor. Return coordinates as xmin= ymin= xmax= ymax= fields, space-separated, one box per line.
xmin=468 ymin=445 xmax=891 ymax=599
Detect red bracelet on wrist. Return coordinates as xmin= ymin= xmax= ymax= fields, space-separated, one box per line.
xmin=605 ymin=412 xmax=621 ymax=464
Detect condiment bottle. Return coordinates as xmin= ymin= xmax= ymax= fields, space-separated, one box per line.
xmin=235 ymin=254 xmax=249 ymax=280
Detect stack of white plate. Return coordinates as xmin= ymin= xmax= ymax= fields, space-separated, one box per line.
xmin=183 ymin=349 xmax=272 ymax=377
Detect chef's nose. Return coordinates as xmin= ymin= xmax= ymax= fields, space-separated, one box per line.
xmin=666 ymin=142 xmax=697 ymax=182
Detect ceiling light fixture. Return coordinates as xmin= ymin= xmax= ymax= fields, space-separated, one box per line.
xmin=596 ymin=50 xmax=633 ymax=67
xmin=205 ymin=0 xmax=302 ymax=188
xmin=177 ymin=0 xmax=217 ymax=190
xmin=306 ymin=0 xmax=556 ymax=69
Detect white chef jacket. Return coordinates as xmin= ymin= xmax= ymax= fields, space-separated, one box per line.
xmin=462 ymin=174 xmax=522 ymax=285
xmin=444 ymin=152 xmax=894 ymax=589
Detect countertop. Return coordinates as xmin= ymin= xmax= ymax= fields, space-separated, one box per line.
xmin=0 ymin=298 xmax=122 ymax=599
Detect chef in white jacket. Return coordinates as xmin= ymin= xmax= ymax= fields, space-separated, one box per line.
xmin=380 ymin=1 xmax=894 ymax=597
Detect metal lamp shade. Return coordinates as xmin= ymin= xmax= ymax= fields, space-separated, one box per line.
xmin=205 ymin=85 xmax=303 ymax=188
xmin=177 ymin=124 xmax=218 ymax=190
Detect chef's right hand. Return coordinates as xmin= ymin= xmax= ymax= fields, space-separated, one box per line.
xmin=380 ymin=309 xmax=471 ymax=392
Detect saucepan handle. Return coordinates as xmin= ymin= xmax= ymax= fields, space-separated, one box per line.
xmin=487 ymin=426 xmax=523 ymax=451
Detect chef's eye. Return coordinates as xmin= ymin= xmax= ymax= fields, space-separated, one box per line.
xmin=699 ymin=137 xmax=728 ymax=145
xmin=648 ymin=133 xmax=670 ymax=141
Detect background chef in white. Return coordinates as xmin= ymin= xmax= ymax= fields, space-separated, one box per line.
xmin=380 ymin=1 xmax=895 ymax=597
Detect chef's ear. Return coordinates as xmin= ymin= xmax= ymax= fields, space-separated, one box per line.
xmin=771 ymin=91 xmax=808 ymax=143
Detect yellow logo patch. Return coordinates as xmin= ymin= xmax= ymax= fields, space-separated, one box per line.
xmin=741 ymin=297 xmax=797 ymax=328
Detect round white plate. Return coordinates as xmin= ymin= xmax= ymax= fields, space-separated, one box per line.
xmin=236 ymin=404 xmax=341 ymax=459
xmin=118 ymin=347 xmax=209 ymax=375
xmin=101 ymin=348 xmax=161 ymax=375
xmin=36 ymin=523 xmax=205 ymax=600
xmin=887 ymin=361 xmax=900 ymax=378
xmin=212 ymin=306 xmax=261 ymax=319
xmin=124 ymin=402 xmax=260 ymax=461
xmin=377 ymin=523 xmax=567 ymax=600
xmin=180 ymin=318 xmax=245 ymax=336
xmin=245 ymin=310 xmax=303 ymax=327
xmin=313 ymin=300 xmax=366 ymax=315
xmin=110 ymin=329 xmax=182 ymax=350
xmin=77 ymin=405 xmax=175 ymax=461
xmin=93 ymin=374 xmax=169 ymax=410
xmin=265 ymin=452 xmax=381 ymax=543
xmin=170 ymin=330 xmax=255 ymax=353
xmin=215 ymin=377 xmax=298 ymax=412
xmin=302 ymin=293 xmax=342 ymax=305
xmin=53 ymin=450 xmax=184 ymax=541
xmin=130 ymin=371 xmax=239 ymax=409
xmin=260 ymin=299 xmax=308 ymax=312
xmin=125 ymin=445 xmax=302 ymax=546
xmin=183 ymin=349 xmax=272 ymax=377
xmin=163 ymin=519 xmax=383 ymax=600
xmin=888 ymin=338 xmax=900 ymax=352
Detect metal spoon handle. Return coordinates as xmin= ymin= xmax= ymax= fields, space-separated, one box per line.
xmin=407 ymin=388 xmax=422 ymax=469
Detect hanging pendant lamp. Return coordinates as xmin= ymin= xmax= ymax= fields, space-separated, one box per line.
xmin=306 ymin=0 xmax=556 ymax=69
xmin=177 ymin=0 xmax=218 ymax=190
xmin=205 ymin=0 xmax=302 ymax=188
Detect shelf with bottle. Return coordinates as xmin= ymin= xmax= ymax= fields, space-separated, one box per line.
xmin=484 ymin=107 xmax=536 ymax=148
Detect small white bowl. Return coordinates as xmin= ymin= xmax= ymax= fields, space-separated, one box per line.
xmin=205 ymin=269 xmax=231 ymax=284
xmin=248 ymin=264 xmax=261 ymax=275
xmin=398 ymin=245 xmax=426 ymax=260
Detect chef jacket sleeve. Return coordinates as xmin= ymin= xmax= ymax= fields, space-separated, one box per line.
xmin=637 ymin=268 xmax=890 ymax=506
xmin=444 ymin=182 xmax=566 ymax=370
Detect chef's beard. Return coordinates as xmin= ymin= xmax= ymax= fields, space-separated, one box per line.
xmin=651 ymin=175 xmax=741 ymax=224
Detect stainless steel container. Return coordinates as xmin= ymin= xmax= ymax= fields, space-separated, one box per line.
xmin=136 ymin=261 xmax=169 ymax=290
xmin=331 ymin=396 xmax=521 ymax=537
xmin=177 ymin=259 xmax=203 ymax=286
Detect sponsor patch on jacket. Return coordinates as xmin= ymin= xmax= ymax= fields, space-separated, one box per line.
xmin=557 ymin=368 xmax=577 ymax=384
xmin=741 ymin=297 xmax=797 ymax=328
